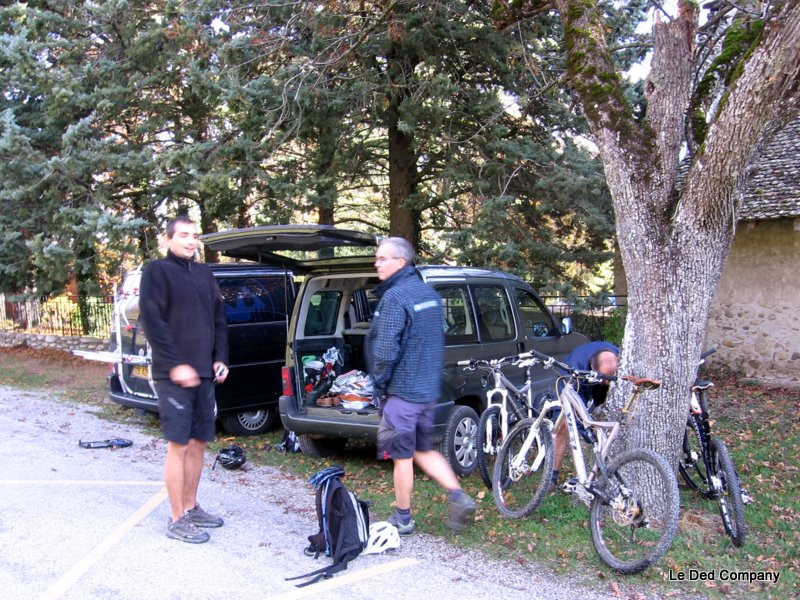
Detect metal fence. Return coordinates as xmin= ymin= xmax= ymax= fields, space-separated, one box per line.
xmin=1 ymin=292 xmax=627 ymax=341
xmin=0 ymin=294 xmax=115 ymax=337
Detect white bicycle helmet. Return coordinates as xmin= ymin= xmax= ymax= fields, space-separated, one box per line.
xmin=362 ymin=521 xmax=400 ymax=555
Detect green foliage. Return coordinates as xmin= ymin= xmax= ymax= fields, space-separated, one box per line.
xmin=0 ymin=0 xmax=637 ymax=298
xmin=689 ymin=18 xmax=765 ymax=147
xmin=601 ymin=305 xmax=627 ymax=347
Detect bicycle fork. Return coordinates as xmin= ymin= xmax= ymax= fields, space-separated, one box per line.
xmin=509 ymin=400 xmax=558 ymax=475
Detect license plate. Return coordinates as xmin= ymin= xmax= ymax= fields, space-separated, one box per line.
xmin=132 ymin=365 xmax=149 ymax=378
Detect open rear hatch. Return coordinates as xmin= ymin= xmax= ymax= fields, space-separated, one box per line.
xmin=201 ymin=224 xmax=378 ymax=273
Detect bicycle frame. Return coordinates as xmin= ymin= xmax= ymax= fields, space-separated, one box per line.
xmin=485 ymin=362 xmax=534 ymax=415
xmin=556 ymin=383 xmax=621 ymax=486
xmin=511 ymin=374 xmax=646 ymax=492
xmin=479 ymin=360 xmax=536 ymax=451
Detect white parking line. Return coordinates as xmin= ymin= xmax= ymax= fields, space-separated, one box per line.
xmin=36 ymin=487 xmax=168 ymax=600
xmin=1 ymin=480 xmax=163 ymax=486
xmin=267 ymin=557 xmax=419 ymax=600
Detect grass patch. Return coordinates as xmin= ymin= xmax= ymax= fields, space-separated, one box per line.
xmin=4 ymin=346 xmax=797 ymax=598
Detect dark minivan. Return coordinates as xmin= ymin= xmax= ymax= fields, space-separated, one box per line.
xmin=202 ymin=225 xmax=588 ymax=474
xmin=80 ymin=262 xmax=294 ymax=436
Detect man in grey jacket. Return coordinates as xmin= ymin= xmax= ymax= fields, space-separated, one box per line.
xmin=366 ymin=237 xmax=475 ymax=536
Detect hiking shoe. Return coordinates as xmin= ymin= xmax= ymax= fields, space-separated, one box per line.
xmin=186 ymin=504 xmax=224 ymax=528
xmin=387 ymin=512 xmax=416 ymax=536
xmin=447 ymin=491 xmax=476 ymax=533
xmin=166 ymin=514 xmax=210 ymax=543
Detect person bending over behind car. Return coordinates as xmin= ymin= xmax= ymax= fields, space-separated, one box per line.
xmin=140 ymin=215 xmax=229 ymax=544
xmin=366 ymin=237 xmax=476 ymax=536
xmin=550 ymin=341 xmax=620 ymax=492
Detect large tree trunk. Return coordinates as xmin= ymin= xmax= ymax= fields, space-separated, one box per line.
xmin=388 ymin=119 xmax=420 ymax=243
xmin=314 ymin=123 xmax=337 ymax=226
xmin=548 ymin=0 xmax=800 ymax=466
xmin=385 ymin=7 xmax=422 ymax=248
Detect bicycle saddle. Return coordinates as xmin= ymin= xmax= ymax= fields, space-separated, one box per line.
xmin=621 ymin=375 xmax=661 ymax=390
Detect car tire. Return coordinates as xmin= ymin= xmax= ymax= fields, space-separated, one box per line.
xmin=221 ymin=409 xmax=276 ymax=436
xmin=440 ymin=405 xmax=479 ymax=476
xmin=297 ymin=434 xmax=347 ymax=458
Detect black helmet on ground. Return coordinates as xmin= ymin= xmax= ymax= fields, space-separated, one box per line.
xmin=213 ymin=445 xmax=246 ymax=470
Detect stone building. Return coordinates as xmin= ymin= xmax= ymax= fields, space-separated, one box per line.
xmin=704 ymin=119 xmax=800 ymax=382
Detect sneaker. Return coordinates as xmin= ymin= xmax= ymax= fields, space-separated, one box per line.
xmin=447 ymin=491 xmax=476 ymax=533
xmin=387 ymin=512 xmax=416 ymax=536
xmin=166 ymin=514 xmax=210 ymax=544
xmin=186 ymin=504 xmax=224 ymax=528
xmin=740 ymin=489 xmax=754 ymax=505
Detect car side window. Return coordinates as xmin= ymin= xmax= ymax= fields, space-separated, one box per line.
xmin=436 ymin=285 xmax=478 ymax=345
xmin=304 ymin=290 xmax=343 ymax=336
xmin=472 ymin=285 xmax=515 ymax=342
xmin=218 ymin=277 xmax=288 ymax=324
xmin=514 ymin=288 xmax=555 ymax=338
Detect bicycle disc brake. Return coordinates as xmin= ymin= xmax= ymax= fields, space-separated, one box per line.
xmin=609 ymin=486 xmax=645 ymax=527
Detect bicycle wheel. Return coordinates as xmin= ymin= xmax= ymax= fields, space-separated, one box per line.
xmin=492 ymin=417 xmax=554 ymax=518
xmin=678 ymin=413 xmax=712 ymax=496
xmin=710 ymin=437 xmax=747 ymax=547
xmin=476 ymin=405 xmax=502 ymax=489
xmin=589 ymin=448 xmax=679 ymax=574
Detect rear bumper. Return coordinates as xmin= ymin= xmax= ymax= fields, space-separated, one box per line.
xmin=109 ymin=374 xmax=278 ymax=418
xmin=108 ymin=375 xmax=158 ymax=413
xmin=278 ymin=394 xmax=450 ymax=440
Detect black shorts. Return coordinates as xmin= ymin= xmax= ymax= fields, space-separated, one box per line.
xmin=155 ymin=379 xmax=216 ymax=445
xmin=377 ymin=395 xmax=436 ymax=460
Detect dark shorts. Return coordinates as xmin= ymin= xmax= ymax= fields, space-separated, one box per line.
xmin=377 ymin=395 xmax=436 ymax=460
xmin=155 ymin=379 xmax=216 ymax=445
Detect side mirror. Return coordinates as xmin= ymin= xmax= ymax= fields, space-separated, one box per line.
xmin=560 ymin=317 xmax=572 ymax=335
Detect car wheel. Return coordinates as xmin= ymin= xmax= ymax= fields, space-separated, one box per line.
xmin=440 ymin=405 xmax=479 ymax=476
xmin=221 ymin=409 xmax=276 ymax=436
xmin=297 ymin=434 xmax=347 ymax=458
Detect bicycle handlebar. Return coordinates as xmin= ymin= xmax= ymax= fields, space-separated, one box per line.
xmin=527 ymin=348 xmax=604 ymax=379
xmin=700 ymin=348 xmax=717 ymax=361
xmin=459 ymin=349 xmax=650 ymax=389
xmin=457 ymin=351 xmax=537 ymax=370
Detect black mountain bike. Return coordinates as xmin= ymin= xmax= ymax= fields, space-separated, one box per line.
xmin=679 ymin=348 xmax=751 ymax=547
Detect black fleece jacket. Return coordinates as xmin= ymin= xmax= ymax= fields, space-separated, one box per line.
xmin=139 ymin=251 xmax=228 ymax=380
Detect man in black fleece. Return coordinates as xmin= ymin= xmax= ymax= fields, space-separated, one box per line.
xmin=140 ymin=215 xmax=229 ymax=544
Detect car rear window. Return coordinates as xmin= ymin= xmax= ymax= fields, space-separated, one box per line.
xmin=218 ymin=277 xmax=290 ymax=324
xmin=304 ymin=290 xmax=343 ymax=336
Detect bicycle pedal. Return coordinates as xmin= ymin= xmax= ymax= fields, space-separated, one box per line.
xmin=560 ymin=478 xmax=580 ymax=495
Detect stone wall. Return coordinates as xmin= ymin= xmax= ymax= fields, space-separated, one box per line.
xmin=0 ymin=331 xmax=106 ymax=353
xmin=705 ymin=217 xmax=800 ymax=381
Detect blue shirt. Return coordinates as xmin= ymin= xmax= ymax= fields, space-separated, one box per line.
xmin=565 ymin=341 xmax=620 ymax=407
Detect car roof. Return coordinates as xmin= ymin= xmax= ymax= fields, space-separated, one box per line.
xmin=418 ymin=265 xmax=527 ymax=284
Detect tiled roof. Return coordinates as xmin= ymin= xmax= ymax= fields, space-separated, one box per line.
xmin=740 ymin=117 xmax=800 ymax=220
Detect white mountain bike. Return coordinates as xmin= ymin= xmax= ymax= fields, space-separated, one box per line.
xmin=492 ymin=349 xmax=680 ymax=574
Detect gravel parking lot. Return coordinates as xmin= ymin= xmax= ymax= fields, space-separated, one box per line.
xmin=0 ymin=385 xmax=646 ymax=600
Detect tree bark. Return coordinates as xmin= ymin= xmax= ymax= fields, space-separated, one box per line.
xmin=385 ymin=7 xmax=422 ymax=248
xmin=547 ymin=0 xmax=800 ymax=465
xmin=314 ymin=123 xmax=337 ymax=226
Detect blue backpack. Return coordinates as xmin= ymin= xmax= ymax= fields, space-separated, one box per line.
xmin=286 ymin=466 xmax=370 ymax=587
